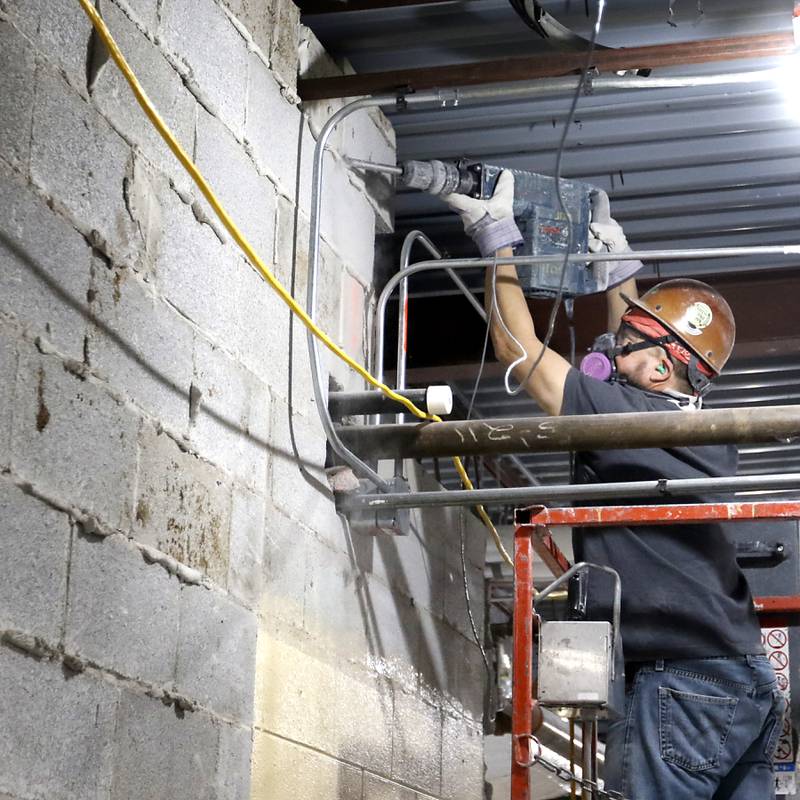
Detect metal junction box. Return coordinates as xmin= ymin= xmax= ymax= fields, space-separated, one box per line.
xmin=537 ymin=620 xmax=616 ymax=720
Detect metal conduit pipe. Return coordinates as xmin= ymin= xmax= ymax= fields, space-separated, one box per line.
xmin=337 ymin=473 xmax=800 ymax=512
xmin=307 ymin=96 xmax=397 ymax=490
xmin=307 ymin=93 xmax=450 ymax=490
xmin=337 ymin=404 xmax=800 ymax=461
xmin=442 ymin=68 xmax=789 ymax=106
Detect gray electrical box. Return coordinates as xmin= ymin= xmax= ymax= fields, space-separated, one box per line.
xmin=537 ymin=620 xmax=617 ymax=719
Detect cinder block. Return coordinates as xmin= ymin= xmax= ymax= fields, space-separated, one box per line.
xmin=320 ymin=152 xmax=376 ymax=287
xmin=316 ymin=238 xmax=344 ymax=351
xmin=253 ymin=617 xmax=337 ymax=752
xmin=3 ymin=0 xmax=92 ymax=93
xmin=269 ymin=0 xmax=300 ymax=94
xmin=216 ymin=723 xmax=252 ymax=800
xmin=0 ymin=159 xmax=91 ymax=362
xmin=221 ymin=0 xmax=274 ymax=58
xmin=0 ymin=647 xmax=118 ymax=800
xmin=0 ymin=21 xmax=36 ymax=173
xmin=10 ymin=349 xmax=139 ymax=532
xmin=0 ymin=479 xmax=70 ymax=643
xmin=228 ymin=487 xmax=266 ymax=609
xmin=110 ymin=691 xmax=220 ymax=800
xmin=302 ymin=535 xmax=369 ymax=654
xmin=195 ymin=107 xmax=277 ymax=268
xmin=364 ymin=774 xmax=417 ymax=800
xmin=441 ymin=714 xmax=484 ymax=800
xmin=190 ymin=336 xmax=270 ymax=491
xmin=443 ymin=557 xmax=485 ymax=641
xmin=152 ymin=183 xmax=243 ymax=350
xmin=414 ymin=610 xmax=457 ymax=704
xmin=251 ymin=730 xmax=363 ymax=800
xmin=159 ymin=0 xmax=248 ymax=136
xmin=176 ymin=584 xmax=258 ymax=722
xmin=454 ymin=633 xmax=486 ymax=723
xmin=342 ymin=108 xmax=396 ymax=234
xmin=65 ymin=532 xmax=181 ymax=683
xmin=30 ymin=66 xmax=141 ymax=269
xmin=109 ymin=0 xmax=160 ymax=36
xmin=273 ymin=196 xmax=309 ymax=296
xmin=91 ymin=0 xmax=196 ymax=194
xmin=359 ymin=574 xmax=421 ymax=672
xmin=392 ymin=690 xmax=443 ymax=796
xmin=0 ymin=329 xmax=17 ymax=467
xmin=297 ymin=26 xmax=349 ymax=152
xmin=261 ymin=505 xmax=307 ymax=623
xmin=268 ymin=397 xmax=342 ymax=541
xmin=134 ymin=424 xmax=233 ymax=586
xmin=246 ymin=54 xmax=304 ymax=201
xmin=88 ymin=261 xmax=194 ymax=436
xmin=228 ymin=253 xmax=291 ymax=399
xmin=371 ymin=532 xmax=445 ymax=619
xmin=333 ymin=663 xmax=393 ymax=773
xmin=339 ymin=270 xmax=366 ymax=366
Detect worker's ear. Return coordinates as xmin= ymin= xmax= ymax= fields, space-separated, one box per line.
xmin=651 ymin=358 xmax=672 ymax=385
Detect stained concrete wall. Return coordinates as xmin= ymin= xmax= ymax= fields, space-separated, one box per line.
xmin=0 ymin=1 xmax=487 ymax=798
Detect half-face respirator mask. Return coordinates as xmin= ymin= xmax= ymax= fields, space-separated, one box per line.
xmin=579 ymin=330 xmax=677 ymax=384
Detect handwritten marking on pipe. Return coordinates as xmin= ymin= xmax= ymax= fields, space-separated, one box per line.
xmin=520 ymin=436 xmax=530 ymax=448
xmin=537 ymin=420 xmax=555 ymax=439
xmin=455 ymin=429 xmax=465 ymax=443
xmin=483 ymin=422 xmax=513 ymax=441
xmin=469 ymin=428 xmax=478 ymax=443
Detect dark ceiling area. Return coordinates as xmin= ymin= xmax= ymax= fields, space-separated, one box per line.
xmin=300 ymin=0 xmax=800 ymax=490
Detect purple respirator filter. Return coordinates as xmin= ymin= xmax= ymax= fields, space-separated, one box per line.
xmin=579 ymin=351 xmax=613 ymax=382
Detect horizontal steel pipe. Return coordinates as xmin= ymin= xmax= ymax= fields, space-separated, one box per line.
xmin=328 ymin=389 xmax=428 ymax=417
xmin=336 ymin=405 xmax=800 ymax=460
xmin=338 ymin=473 xmax=800 ymax=512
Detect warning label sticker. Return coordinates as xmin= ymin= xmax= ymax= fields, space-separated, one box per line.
xmin=762 ymin=626 xmax=795 ymax=796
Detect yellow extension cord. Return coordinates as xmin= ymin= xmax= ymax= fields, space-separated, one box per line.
xmin=75 ymin=0 xmax=513 ymax=567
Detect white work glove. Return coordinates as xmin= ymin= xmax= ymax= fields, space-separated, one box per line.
xmin=588 ymin=217 xmax=643 ymax=287
xmin=441 ymin=170 xmax=523 ymax=257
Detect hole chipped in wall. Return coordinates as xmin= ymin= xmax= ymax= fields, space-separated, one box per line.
xmin=85 ymin=4 xmax=110 ymax=95
xmin=36 ymin=367 xmax=50 ymax=433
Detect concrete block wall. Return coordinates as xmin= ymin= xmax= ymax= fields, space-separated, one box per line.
xmin=0 ymin=2 xmax=487 ymax=799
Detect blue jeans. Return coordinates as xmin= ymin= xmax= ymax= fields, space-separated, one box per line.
xmin=604 ymin=655 xmax=786 ymax=799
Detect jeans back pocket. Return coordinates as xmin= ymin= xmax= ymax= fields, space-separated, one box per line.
xmin=659 ymin=687 xmax=738 ymax=771
xmin=763 ymin=689 xmax=788 ymax=761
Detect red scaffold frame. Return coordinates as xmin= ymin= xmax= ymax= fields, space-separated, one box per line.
xmin=510 ymin=500 xmax=800 ymax=800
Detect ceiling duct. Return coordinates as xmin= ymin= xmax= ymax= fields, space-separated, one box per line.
xmin=508 ymin=0 xmax=607 ymax=50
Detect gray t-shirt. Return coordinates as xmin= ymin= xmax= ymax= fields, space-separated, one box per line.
xmin=561 ymin=368 xmax=764 ymax=662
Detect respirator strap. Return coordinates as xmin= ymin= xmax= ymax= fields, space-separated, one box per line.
xmin=687 ymin=356 xmax=713 ymax=397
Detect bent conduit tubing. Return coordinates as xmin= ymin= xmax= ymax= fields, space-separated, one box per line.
xmin=307 ymin=92 xmax=457 ymax=490
xmin=307 ymin=97 xmax=396 ymax=490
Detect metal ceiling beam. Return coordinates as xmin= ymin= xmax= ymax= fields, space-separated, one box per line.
xmin=298 ymin=0 xmax=458 ymax=13
xmin=298 ymin=32 xmax=794 ymax=100
xmin=336 ymin=404 xmax=800 ymax=459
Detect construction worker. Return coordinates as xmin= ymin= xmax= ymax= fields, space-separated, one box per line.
xmin=442 ymin=172 xmax=785 ymax=799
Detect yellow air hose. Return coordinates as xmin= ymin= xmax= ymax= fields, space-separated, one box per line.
xmin=75 ymin=0 xmax=512 ymax=567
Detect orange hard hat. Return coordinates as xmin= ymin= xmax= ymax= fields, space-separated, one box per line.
xmin=620 ymin=278 xmax=735 ymax=375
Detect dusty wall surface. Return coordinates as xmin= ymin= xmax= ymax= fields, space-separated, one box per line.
xmin=0 ymin=1 xmax=487 ymax=798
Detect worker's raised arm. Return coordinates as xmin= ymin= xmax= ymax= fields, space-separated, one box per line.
xmin=588 ymin=211 xmax=643 ymax=331
xmin=485 ymin=249 xmax=571 ymax=415
xmin=440 ymin=171 xmax=571 ymax=416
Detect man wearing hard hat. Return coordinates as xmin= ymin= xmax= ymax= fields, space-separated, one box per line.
xmin=443 ymin=172 xmax=784 ymax=800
